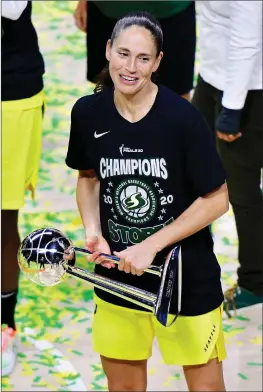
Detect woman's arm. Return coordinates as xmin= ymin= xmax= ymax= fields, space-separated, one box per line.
xmin=74 ymin=0 xmax=88 ymax=32
xmin=77 ymin=169 xmax=101 ymax=237
xmin=114 ymin=182 xmax=229 ymax=275
xmin=145 ymin=182 xmax=229 ymax=253
xmin=221 ymin=1 xmax=262 ymax=111
xmin=67 ymin=169 xmax=113 ymax=267
xmin=216 ymin=1 xmax=262 ymax=143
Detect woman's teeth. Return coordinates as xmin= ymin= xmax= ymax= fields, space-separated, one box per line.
xmin=121 ymin=75 xmax=138 ymax=83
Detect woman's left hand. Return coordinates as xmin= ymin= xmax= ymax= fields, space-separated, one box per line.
xmin=113 ymin=242 xmax=157 ymax=276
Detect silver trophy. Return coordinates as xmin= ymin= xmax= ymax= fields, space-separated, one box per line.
xmin=19 ymin=228 xmax=182 ymax=327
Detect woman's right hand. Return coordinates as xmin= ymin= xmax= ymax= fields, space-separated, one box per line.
xmin=74 ymin=1 xmax=87 ymax=32
xmin=86 ymin=235 xmax=116 ymax=269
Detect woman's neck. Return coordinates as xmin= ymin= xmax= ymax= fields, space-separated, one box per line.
xmin=114 ymin=82 xmax=158 ymax=123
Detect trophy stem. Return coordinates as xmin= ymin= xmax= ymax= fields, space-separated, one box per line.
xmin=65 ymin=265 xmax=155 ymax=311
xmin=72 ymin=247 xmax=161 ymax=277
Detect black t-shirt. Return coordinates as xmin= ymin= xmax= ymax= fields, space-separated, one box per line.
xmin=66 ymin=85 xmax=226 ymax=316
xmin=1 ymin=2 xmax=45 ymax=101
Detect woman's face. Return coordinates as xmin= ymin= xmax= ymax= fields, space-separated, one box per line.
xmin=106 ymin=25 xmax=163 ymax=95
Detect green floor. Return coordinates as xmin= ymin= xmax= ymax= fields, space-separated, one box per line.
xmin=2 ymin=2 xmax=262 ymax=391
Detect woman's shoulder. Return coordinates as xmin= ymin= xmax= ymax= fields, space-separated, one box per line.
xmin=72 ymin=88 xmax=112 ymax=116
xmin=157 ymin=85 xmax=201 ymax=122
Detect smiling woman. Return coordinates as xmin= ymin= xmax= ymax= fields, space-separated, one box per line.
xmin=95 ymin=12 xmax=163 ymax=97
xmin=74 ymin=1 xmax=196 ymax=100
xmin=106 ymin=26 xmax=162 ymax=95
xmin=65 ymin=11 xmax=229 ymax=392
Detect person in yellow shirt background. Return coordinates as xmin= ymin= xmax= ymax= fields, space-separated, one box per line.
xmin=1 ymin=0 xmax=45 ymax=376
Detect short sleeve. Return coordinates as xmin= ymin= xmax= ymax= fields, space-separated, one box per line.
xmin=184 ymin=110 xmax=226 ymax=196
xmin=65 ymin=101 xmax=93 ymax=171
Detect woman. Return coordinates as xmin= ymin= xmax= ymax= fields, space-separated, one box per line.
xmin=66 ymin=12 xmax=229 ymax=391
xmin=74 ymin=0 xmax=196 ymax=101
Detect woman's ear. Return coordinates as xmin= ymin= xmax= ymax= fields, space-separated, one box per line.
xmin=105 ymin=39 xmax=111 ymax=62
xmin=153 ymin=51 xmax=163 ymax=73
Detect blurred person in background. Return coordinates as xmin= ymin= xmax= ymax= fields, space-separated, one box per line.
xmin=1 ymin=0 xmax=45 ymax=376
xmin=192 ymin=1 xmax=263 ymax=316
xmin=74 ymin=0 xmax=196 ymax=101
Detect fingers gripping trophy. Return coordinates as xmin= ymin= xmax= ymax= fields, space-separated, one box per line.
xmin=19 ymin=228 xmax=182 ymax=327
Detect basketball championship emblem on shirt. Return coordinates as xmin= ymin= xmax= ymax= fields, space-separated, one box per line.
xmin=114 ymin=179 xmax=157 ymax=225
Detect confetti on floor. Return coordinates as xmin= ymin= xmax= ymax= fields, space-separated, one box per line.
xmin=2 ymin=2 xmax=262 ymax=391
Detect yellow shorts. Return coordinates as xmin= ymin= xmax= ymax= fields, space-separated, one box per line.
xmin=92 ymin=295 xmax=227 ymax=366
xmin=2 ymin=91 xmax=44 ymax=210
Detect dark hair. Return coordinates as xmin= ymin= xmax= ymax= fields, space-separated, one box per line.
xmin=94 ymin=11 xmax=163 ymax=93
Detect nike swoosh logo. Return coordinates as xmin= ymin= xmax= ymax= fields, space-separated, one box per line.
xmin=94 ymin=130 xmax=110 ymax=138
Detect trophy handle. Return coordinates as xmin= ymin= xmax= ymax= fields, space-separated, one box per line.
xmin=154 ymin=246 xmax=182 ymax=327
xmin=72 ymin=246 xmax=161 ymax=277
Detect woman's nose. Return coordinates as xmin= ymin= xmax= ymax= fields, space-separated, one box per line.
xmin=125 ymin=57 xmax=137 ymax=73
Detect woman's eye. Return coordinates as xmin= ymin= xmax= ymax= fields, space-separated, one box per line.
xmin=140 ymin=57 xmax=150 ymax=62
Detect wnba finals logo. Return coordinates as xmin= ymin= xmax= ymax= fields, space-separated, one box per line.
xmin=119 ymin=144 xmax=143 ymax=156
xmin=114 ymin=178 xmax=157 ymax=225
